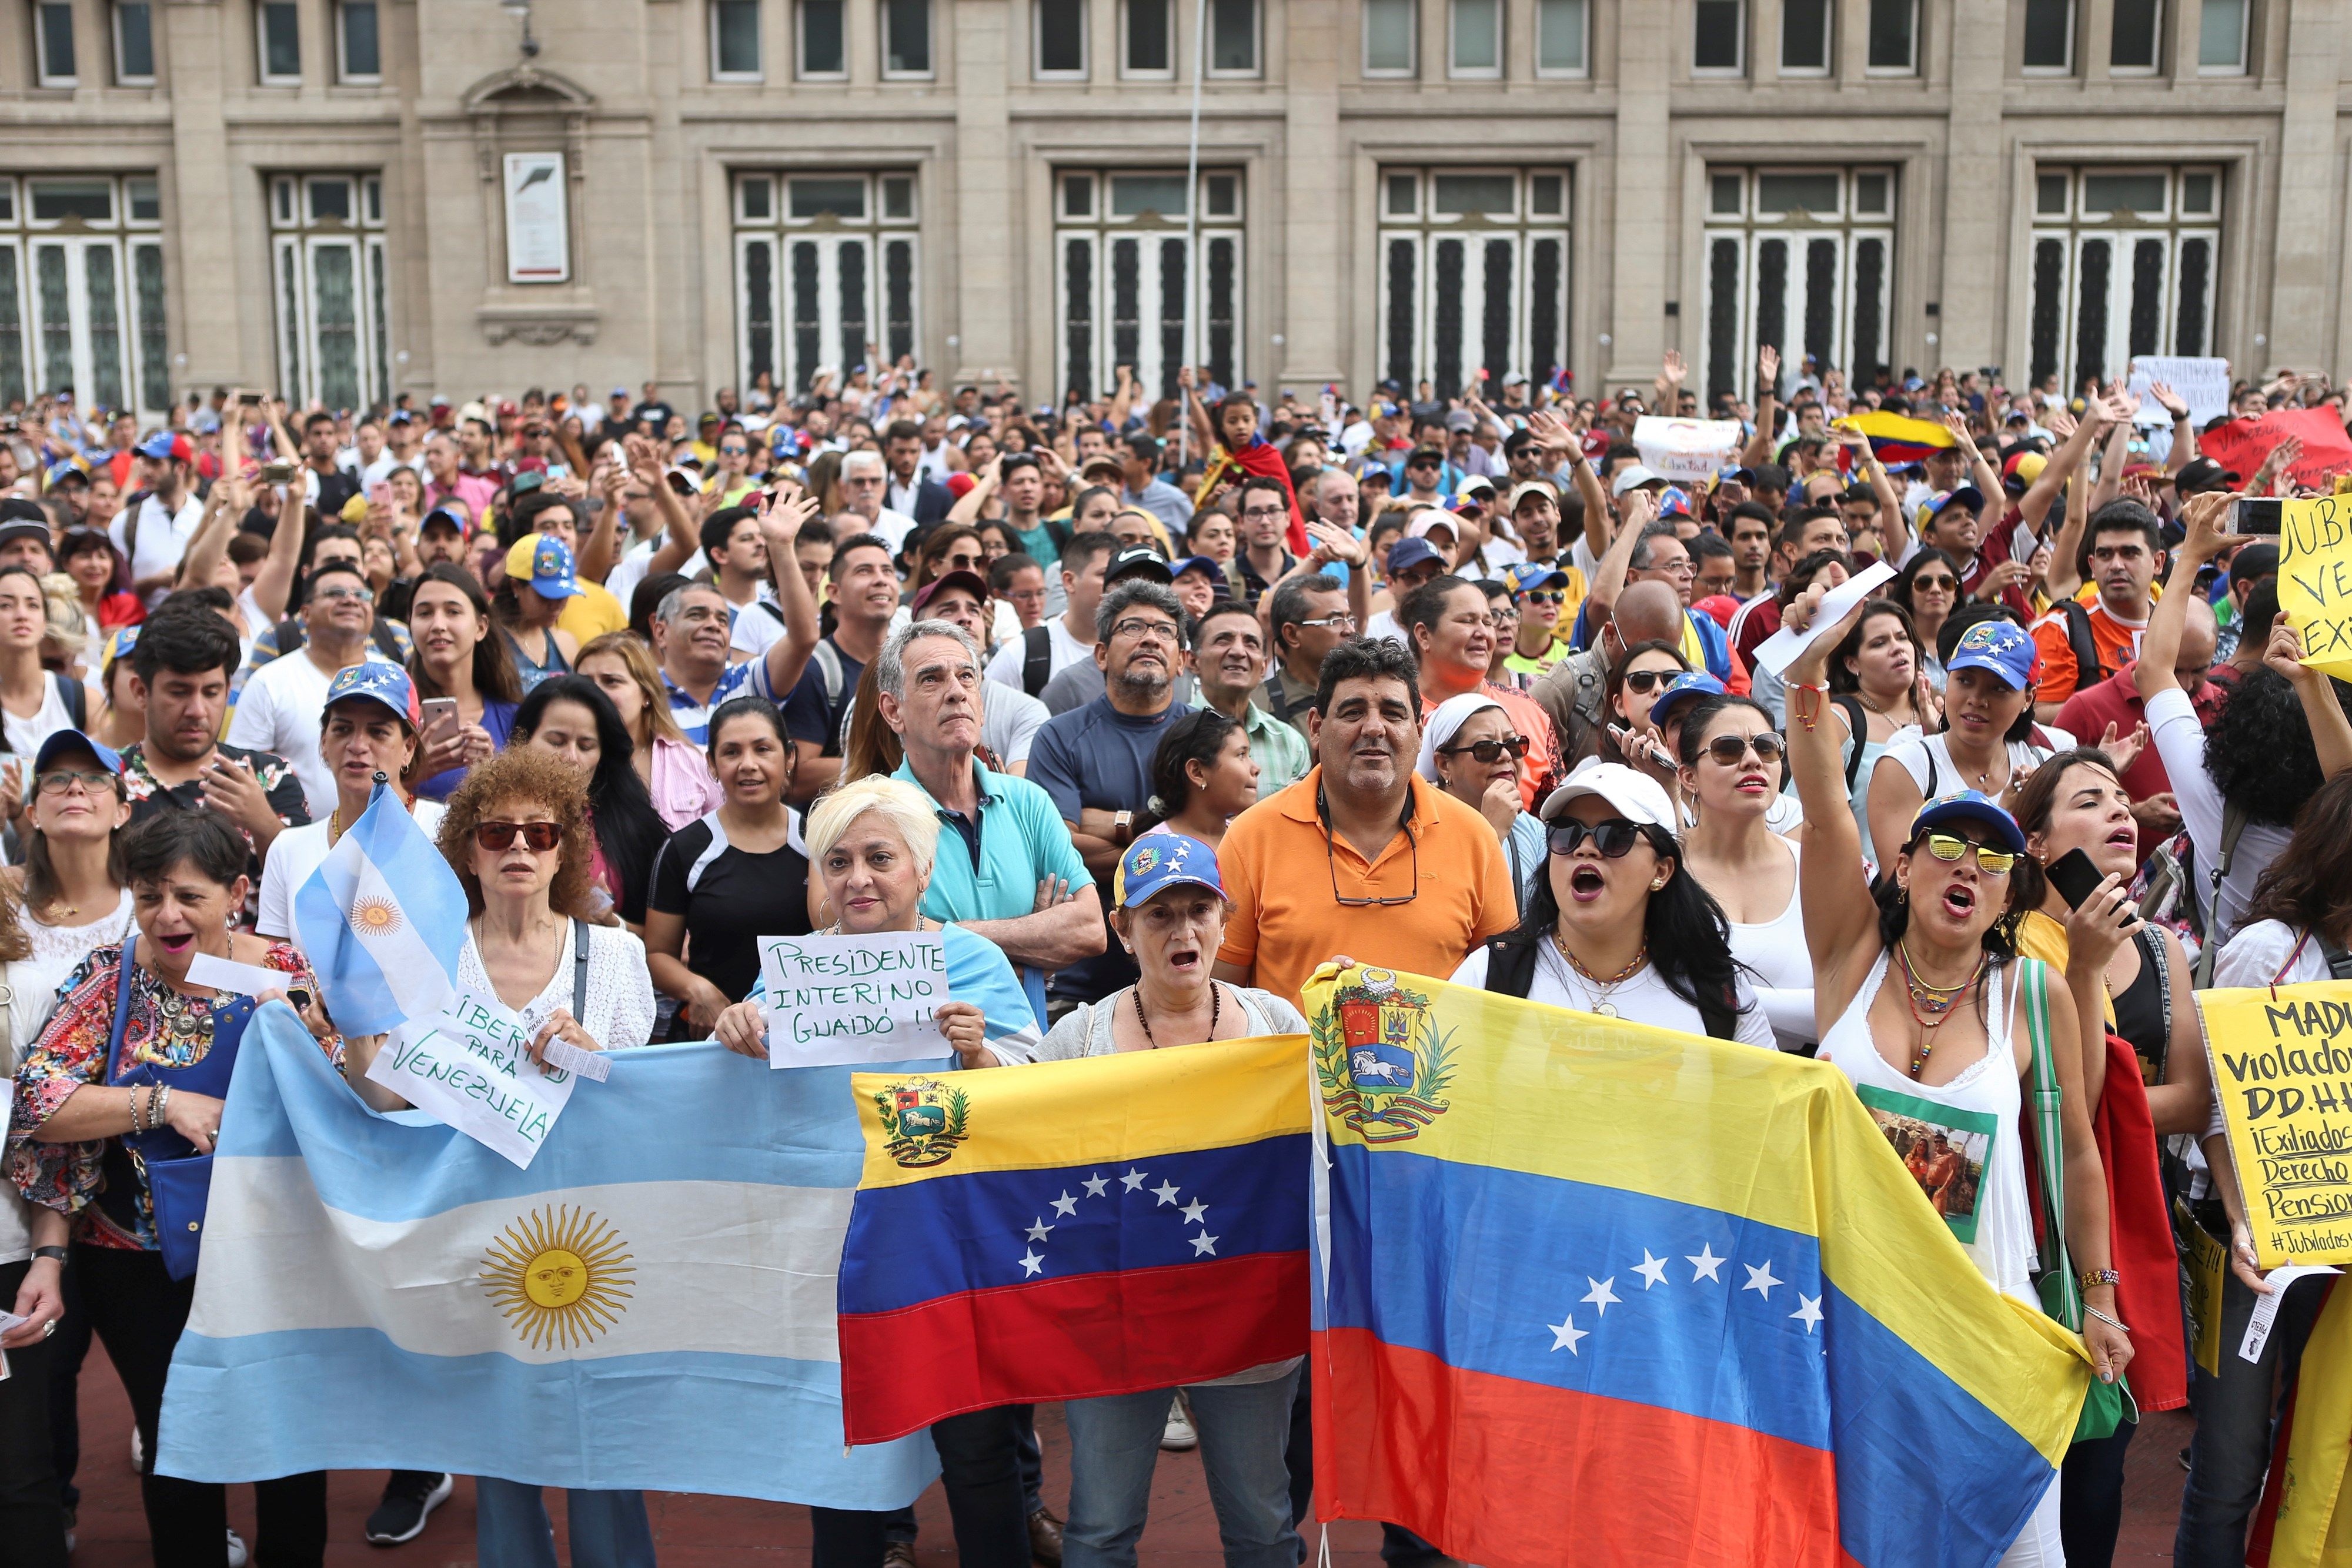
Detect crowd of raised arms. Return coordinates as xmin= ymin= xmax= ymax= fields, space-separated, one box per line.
xmin=0 ymin=343 xmax=2348 ymax=1568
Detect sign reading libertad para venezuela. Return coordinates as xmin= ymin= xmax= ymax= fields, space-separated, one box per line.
xmin=2201 ymin=982 xmax=2352 ymax=1269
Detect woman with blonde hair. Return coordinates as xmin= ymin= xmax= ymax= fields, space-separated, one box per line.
xmin=576 ymin=630 xmax=723 ymax=830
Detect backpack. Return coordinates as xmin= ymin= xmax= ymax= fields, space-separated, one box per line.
xmin=1020 ymin=624 xmax=1054 ymax=698
xmin=2059 ymin=600 xmax=2106 ymax=695
xmin=1479 ymin=932 xmax=1739 ymax=1041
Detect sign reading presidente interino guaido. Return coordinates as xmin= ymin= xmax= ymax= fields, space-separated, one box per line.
xmin=2200 ymin=981 xmax=2352 ymax=1269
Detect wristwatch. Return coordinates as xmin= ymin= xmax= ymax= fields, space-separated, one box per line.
xmin=30 ymin=1246 xmax=67 ymax=1263
xmin=1112 ymin=810 xmax=1134 ymax=847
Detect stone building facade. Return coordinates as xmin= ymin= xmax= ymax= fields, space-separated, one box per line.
xmin=0 ymin=0 xmax=2334 ymax=417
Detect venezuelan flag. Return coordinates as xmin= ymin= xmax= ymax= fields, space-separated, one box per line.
xmin=2247 ymin=1279 xmax=2351 ymax=1567
xmin=1835 ymin=410 xmax=1957 ymax=468
xmin=837 ymin=1034 xmax=1311 ymax=1444
xmin=1305 ymin=965 xmax=2089 ymax=1568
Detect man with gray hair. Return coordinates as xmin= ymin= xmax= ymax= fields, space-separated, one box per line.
xmin=837 ymin=446 xmax=918 ymax=554
xmin=1028 ymin=577 xmax=1196 ymax=1013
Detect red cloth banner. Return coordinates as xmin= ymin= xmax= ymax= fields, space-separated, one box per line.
xmin=2196 ymin=407 xmax=2352 ymax=490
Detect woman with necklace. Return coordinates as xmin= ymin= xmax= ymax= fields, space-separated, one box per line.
xmin=405 ymin=564 xmax=522 ymax=801
xmin=1452 ymin=763 xmax=1776 ymax=1047
xmin=5 ymin=730 xmax=135 ymax=1008
xmin=1826 ymin=600 xmax=1937 ymax=872
xmin=1785 ymin=585 xmax=2128 ymax=1567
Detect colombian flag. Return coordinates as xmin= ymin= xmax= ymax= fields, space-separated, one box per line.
xmin=1835 ymin=410 xmax=1957 ymax=469
xmin=1305 ymin=964 xmax=2090 ymax=1568
xmin=836 ymin=1035 xmax=1311 ymax=1444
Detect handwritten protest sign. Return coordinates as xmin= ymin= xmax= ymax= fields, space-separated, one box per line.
xmin=364 ymin=989 xmax=580 ymax=1168
xmin=2127 ymin=356 xmax=2230 ymax=428
xmin=759 ymin=931 xmax=949 ymax=1070
xmin=2198 ymin=407 xmax=2352 ymax=493
xmin=2275 ymin=495 xmax=2352 ymax=683
xmin=1632 ymin=417 xmax=1743 ymax=483
xmin=2199 ymin=982 xmax=2352 ymax=1268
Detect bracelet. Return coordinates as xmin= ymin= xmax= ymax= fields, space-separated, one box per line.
xmin=156 ymin=1084 xmax=172 ymax=1131
xmin=30 ymin=1245 xmax=66 ymax=1263
xmin=1788 ymin=682 xmax=1827 ymax=732
xmin=2083 ymin=1303 xmax=2131 ymax=1334
xmin=2077 ymin=1267 xmax=2121 ymax=1292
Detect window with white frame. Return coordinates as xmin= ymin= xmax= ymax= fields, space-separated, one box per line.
xmin=1124 ymin=0 xmax=1171 ymax=72
xmin=882 ymin=0 xmax=931 ymax=75
xmin=269 ymin=173 xmax=390 ymax=412
xmin=1055 ymin=170 xmax=1243 ymax=402
xmin=1693 ymin=0 xmax=1743 ymax=73
xmin=712 ymin=0 xmax=762 ymax=79
xmin=2199 ymin=0 xmax=2247 ymax=72
xmin=1378 ymin=169 xmax=1571 ymax=396
xmin=258 ymin=1 xmax=301 ymax=82
xmin=1535 ymin=0 xmax=1584 ymax=75
xmin=1702 ymin=168 xmax=1894 ymax=402
xmin=1209 ymin=0 xmax=1258 ymax=73
xmin=1037 ymin=0 xmax=1085 ymax=77
xmin=1866 ymin=0 xmax=1916 ymax=72
xmin=114 ymin=2 xmax=155 ymax=83
xmin=1450 ymin=0 xmax=1500 ymax=76
xmin=35 ymin=3 xmax=76 ymax=86
xmin=2027 ymin=166 xmax=2219 ymax=394
xmin=0 ymin=175 xmax=171 ymax=417
xmin=1781 ymin=0 xmax=1829 ymax=73
xmin=734 ymin=172 xmax=919 ymax=395
xmin=1364 ymin=0 xmax=1415 ymax=73
xmin=338 ymin=0 xmax=380 ymax=80
xmin=800 ymin=0 xmax=846 ymax=75
xmin=2023 ymin=0 xmax=2073 ymax=72
xmin=2110 ymin=0 xmax=2161 ymax=72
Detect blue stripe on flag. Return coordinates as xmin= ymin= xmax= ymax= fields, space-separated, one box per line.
xmin=292 ymin=781 xmax=468 ymax=1035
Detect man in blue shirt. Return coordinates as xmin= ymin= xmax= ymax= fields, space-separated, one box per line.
xmin=1027 ymin=578 xmax=1194 ymax=1008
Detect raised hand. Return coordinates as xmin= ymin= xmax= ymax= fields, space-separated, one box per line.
xmin=1756 ymin=343 xmax=1780 ymax=393
xmin=2148 ymin=381 xmax=2190 ymax=420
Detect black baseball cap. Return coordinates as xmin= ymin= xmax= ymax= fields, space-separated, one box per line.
xmin=1104 ymin=545 xmax=1173 ymax=586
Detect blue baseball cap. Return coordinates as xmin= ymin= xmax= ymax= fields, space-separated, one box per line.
xmin=32 ymin=728 xmax=122 ymax=778
xmin=321 ymin=661 xmax=423 ymax=731
xmin=1909 ymin=791 xmax=2027 ymax=855
xmin=1658 ymin=486 xmax=1693 ymax=519
xmin=1385 ymin=536 xmax=1444 ymax=575
xmin=1945 ymin=617 xmax=2036 ymax=691
xmin=1171 ymin=554 xmax=1224 ymax=581
xmin=506 ymin=533 xmax=584 ymax=599
xmin=134 ymin=431 xmax=192 ymax=463
xmin=1915 ymin=486 xmax=1985 ymax=530
xmin=1112 ymin=834 xmax=1227 ymax=908
xmin=1648 ymin=670 xmax=1728 ymax=728
xmin=1505 ymin=561 xmax=1569 ymax=595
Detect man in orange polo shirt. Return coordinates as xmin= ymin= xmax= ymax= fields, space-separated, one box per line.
xmin=1213 ymin=637 xmax=1517 ymax=1010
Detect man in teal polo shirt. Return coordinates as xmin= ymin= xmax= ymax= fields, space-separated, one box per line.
xmin=877 ymin=617 xmax=1104 ymax=1024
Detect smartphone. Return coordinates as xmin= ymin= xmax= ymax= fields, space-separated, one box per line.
xmin=367 ymin=481 xmax=393 ymax=507
xmin=2231 ymin=498 xmax=2283 ymax=535
xmin=256 ymin=459 xmax=299 ymax=484
xmin=419 ymin=696 xmax=459 ymax=732
xmin=2046 ymin=847 xmax=2107 ymax=911
xmin=234 ymin=388 xmax=264 ymax=407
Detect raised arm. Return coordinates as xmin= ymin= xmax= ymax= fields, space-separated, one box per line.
xmin=2019 ymin=393 xmax=2119 ymax=533
xmin=1740 ymin=345 xmax=1781 ymax=467
xmin=1583 ymin=490 xmax=1655 ymax=622
xmin=2136 ymin=491 xmax=2231 ymax=704
xmin=2087 ymin=395 xmax=2138 ymax=515
xmin=2263 ymin=621 xmax=2352 ymax=781
xmin=172 ymin=475 xmax=239 ymax=594
xmin=946 ymin=455 xmax=1002 ymax=527
xmin=632 ymin=436 xmax=705 ymax=577
xmin=2149 ymin=382 xmax=2199 ymax=474
xmin=756 ymin=484 xmax=823 ymax=700
xmin=2043 ymin=433 xmax=2092 ymax=604
xmin=1778 ymin=584 xmax=1882 ymax=1001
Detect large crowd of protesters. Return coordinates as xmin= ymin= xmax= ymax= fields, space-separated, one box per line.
xmin=0 ymin=345 xmax=2347 ymax=1568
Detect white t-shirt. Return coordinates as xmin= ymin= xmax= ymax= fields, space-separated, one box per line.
xmin=225 ymin=648 xmax=399 ymax=823
xmin=1448 ymin=941 xmax=1779 ymax=1051
xmin=2 ymin=673 xmax=76 ymax=760
xmin=858 ymin=506 xmax=920 ymax=555
xmin=2149 ymin=684 xmax=2283 ymax=951
xmin=984 ymin=614 xmax=1093 ymax=692
xmin=116 ymin=492 xmax=206 ymax=607
xmin=603 ymin=534 xmax=662 ymax=611
xmin=728 ymin=594 xmax=786 ymax=658
xmin=256 ymin=801 xmax=449 ymax=942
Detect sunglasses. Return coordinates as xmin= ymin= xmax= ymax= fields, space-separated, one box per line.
xmin=1439 ymin=735 xmax=1529 ymax=765
xmin=1548 ymin=818 xmax=1646 ymax=858
xmin=1701 ymin=732 xmax=1787 ymax=765
xmin=473 ymin=820 xmax=563 ymax=852
xmin=1622 ymin=669 xmax=1680 ymax=694
xmin=1917 ymin=832 xmax=2016 ymax=876
xmin=1518 ymin=590 xmax=1564 ymax=605
xmin=1910 ymin=574 xmax=1958 ymax=592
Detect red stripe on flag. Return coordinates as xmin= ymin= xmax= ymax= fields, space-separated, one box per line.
xmin=839 ymin=1252 xmax=1307 ymax=1444
xmin=1312 ymin=1328 xmax=1862 ymax=1568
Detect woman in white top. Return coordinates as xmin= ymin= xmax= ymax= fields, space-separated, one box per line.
xmin=1449 ymin=762 xmax=1778 ymax=1050
xmin=1784 ymin=583 xmax=2127 ymax=1568
xmin=1672 ymin=694 xmax=1812 ymax=1048
xmin=5 ymin=729 xmax=135 ymax=1009
xmin=0 ymin=567 xmax=79 ymax=763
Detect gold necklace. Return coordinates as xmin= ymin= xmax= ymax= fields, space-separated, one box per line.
xmin=1553 ymin=930 xmax=1648 ymax=1017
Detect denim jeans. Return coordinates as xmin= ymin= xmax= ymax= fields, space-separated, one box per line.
xmin=472 ymin=1479 xmax=656 ymax=1568
xmin=2173 ymin=1263 xmax=2328 ymax=1566
xmin=1062 ymin=1370 xmax=1301 ymax=1568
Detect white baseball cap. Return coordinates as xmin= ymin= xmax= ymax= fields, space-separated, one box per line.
xmin=1537 ymin=760 xmax=1676 ymax=830
xmin=1611 ymin=464 xmax=1668 ymax=497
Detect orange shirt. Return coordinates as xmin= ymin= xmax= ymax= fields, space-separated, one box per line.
xmin=1421 ymin=682 xmax=1561 ymax=808
xmin=1215 ymin=767 xmax=1518 ymax=1011
xmin=2029 ymin=593 xmax=2149 ymax=705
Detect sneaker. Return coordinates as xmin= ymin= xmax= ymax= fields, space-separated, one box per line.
xmin=225 ymin=1529 xmax=248 ymax=1568
xmin=1160 ymin=1395 xmax=1197 ymax=1452
xmin=365 ymin=1471 xmax=455 ymax=1546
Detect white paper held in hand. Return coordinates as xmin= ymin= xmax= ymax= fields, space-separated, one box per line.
xmin=1751 ymin=560 xmax=1899 ymax=678
xmin=539 ymin=1038 xmax=610 ymax=1082
xmin=2240 ymin=1263 xmax=2341 ymax=1362
xmin=757 ymin=931 xmax=950 ymax=1069
xmin=186 ymin=951 xmax=301 ymax=998
xmin=363 ymin=989 xmax=582 ymax=1168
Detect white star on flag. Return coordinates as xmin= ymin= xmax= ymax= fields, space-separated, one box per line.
xmin=1151 ymin=1179 xmax=1182 ymax=1206
xmin=1547 ymin=1316 xmax=1587 ymax=1354
xmin=1051 ymin=1191 xmax=1078 ymax=1218
xmin=1121 ymin=1168 xmax=1148 ymax=1191
xmin=1633 ymin=1251 xmax=1670 ymax=1289
xmin=1742 ymin=1262 xmax=1781 ymax=1299
xmin=1790 ymin=1295 xmax=1823 ymax=1334
xmin=1180 ymin=1198 xmax=1208 ymax=1225
xmin=1190 ymin=1231 xmax=1220 ymax=1256
xmin=1688 ymin=1245 xmax=1725 ymax=1283
xmin=1083 ymin=1174 xmax=1110 ymax=1198
xmin=1582 ymin=1276 xmax=1619 ymax=1316
xmin=1019 ymin=1251 xmax=1044 ymax=1276
xmin=1025 ymin=1218 xmax=1053 ymax=1242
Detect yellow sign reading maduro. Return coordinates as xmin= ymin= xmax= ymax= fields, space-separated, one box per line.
xmin=2200 ymin=981 xmax=2352 ymax=1268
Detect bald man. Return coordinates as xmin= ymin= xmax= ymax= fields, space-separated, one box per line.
xmin=1533 ymin=580 xmax=1688 ymax=767
xmin=2054 ymin=593 xmax=2223 ymax=854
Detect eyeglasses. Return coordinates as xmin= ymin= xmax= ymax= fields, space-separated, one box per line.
xmin=1298 ymin=613 xmax=1358 ymax=630
xmin=1484 ymin=609 xmax=1519 ymax=627
xmin=719 ymin=445 xmax=748 ymax=457
xmin=1518 ymin=590 xmax=1563 ymax=605
xmin=37 ymin=769 xmax=113 ymax=796
xmin=313 ymin=584 xmax=373 ymax=603
xmin=1702 ymin=732 xmax=1787 ymax=765
xmin=1917 ymin=833 xmax=2016 ymax=876
xmin=1439 ymin=735 xmax=1529 ymax=764
xmin=1110 ymin=617 xmax=1179 ymax=643
xmin=473 ymin=820 xmax=563 ymax=852
xmin=1911 ymin=574 xmax=1958 ymax=593
xmin=1547 ymin=818 xmax=1646 ymax=858
xmin=1241 ymin=506 xmax=1288 ymax=521
xmin=1622 ymin=669 xmax=1680 ymax=694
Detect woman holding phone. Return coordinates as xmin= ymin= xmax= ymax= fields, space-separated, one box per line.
xmin=406 ymin=564 xmax=523 ymax=801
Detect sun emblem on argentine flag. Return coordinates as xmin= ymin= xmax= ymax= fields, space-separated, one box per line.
xmin=479 ymin=1203 xmax=636 ymax=1352
xmin=348 ymin=895 xmax=405 ymax=938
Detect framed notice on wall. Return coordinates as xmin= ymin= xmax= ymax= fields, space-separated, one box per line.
xmin=503 ymin=152 xmax=570 ymax=284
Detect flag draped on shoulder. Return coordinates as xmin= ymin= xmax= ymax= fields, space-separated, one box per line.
xmin=155 ymin=1004 xmax=940 ymax=1508
xmin=1834 ymin=410 xmax=1957 ymax=469
xmin=836 ymin=1034 xmax=1312 ymax=1444
xmin=1193 ymin=436 xmax=1309 ymax=556
xmin=292 ymin=778 xmax=468 ymax=1035
xmin=1303 ymin=964 xmax=2090 ymax=1568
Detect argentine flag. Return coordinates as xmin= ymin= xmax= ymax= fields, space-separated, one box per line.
xmin=293 ymin=780 xmax=468 ymax=1035
xmin=156 ymin=1004 xmax=941 ymax=1506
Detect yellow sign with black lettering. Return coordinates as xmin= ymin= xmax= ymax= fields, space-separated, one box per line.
xmin=2200 ymin=981 xmax=2352 ymax=1269
xmin=2278 ymin=496 xmax=2352 ymax=681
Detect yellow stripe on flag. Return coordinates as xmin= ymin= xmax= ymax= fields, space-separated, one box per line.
xmin=2267 ymin=1283 xmax=2352 ymax=1567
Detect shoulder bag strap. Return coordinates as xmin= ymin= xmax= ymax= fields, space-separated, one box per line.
xmin=107 ymin=931 xmax=138 ymax=1081
xmin=1836 ymin=695 xmax=1867 ymax=789
xmin=2193 ymin=801 xmax=2251 ymax=989
xmin=571 ymin=918 xmax=591 ymax=1019
xmin=2142 ymin=927 xmax=2173 ymax=1076
xmin=2020 ymin=958 xmax=2082 ymax=1330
